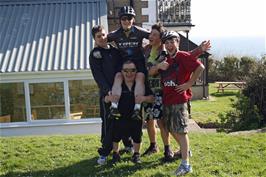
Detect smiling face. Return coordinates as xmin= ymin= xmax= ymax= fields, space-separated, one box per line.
xmin=122 ymin=62 xmax=137 ymax=82
xmin=165 ymin=38 xmax=179 ymax=55
xmin=94 ymin=29 xmax=107 ymax=48
xmin=120 ymin=15 xmax=134 ymax=30
xmin=149 ymin=29 xmax=161 ymax=46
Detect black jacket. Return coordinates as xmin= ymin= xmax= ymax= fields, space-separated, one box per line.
xmin=89 ymin=45 xmax=122 ymax=96
xmin=108 ymin=26 xmax=150 ymax=61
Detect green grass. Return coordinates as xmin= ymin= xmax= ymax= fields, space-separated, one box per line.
xmin=191 ymin=83 xmax=239 ymax=125
xmin=1 ymin=133 xmax=266 ymax=177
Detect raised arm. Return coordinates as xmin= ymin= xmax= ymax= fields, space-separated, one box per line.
xmin=190 ymin=40 xmax=211 ymax=58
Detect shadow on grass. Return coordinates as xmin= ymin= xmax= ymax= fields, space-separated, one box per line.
xmin=210 ymin=91 xmax=239 ymax=97
xmin=197 ymin=121 xmax=222 ymax=129
xmin=1 ymin=156 xmax=171 ymax=177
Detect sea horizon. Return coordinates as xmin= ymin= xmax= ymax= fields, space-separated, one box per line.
xmin=190 ymin=36 xmax=265 ymax=59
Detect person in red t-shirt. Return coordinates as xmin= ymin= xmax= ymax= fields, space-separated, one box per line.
xmin=159 ymin=31 xmax=205 ymax=176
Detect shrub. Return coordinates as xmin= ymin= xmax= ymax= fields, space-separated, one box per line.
xmin=219 ymin=94 xmax=263 ymax=132
xmin=218 ymin=57 xmax=266 ymax=132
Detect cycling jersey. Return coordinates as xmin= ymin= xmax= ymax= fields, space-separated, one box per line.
xmin=108 ymin=26 xmax=150 ymax=73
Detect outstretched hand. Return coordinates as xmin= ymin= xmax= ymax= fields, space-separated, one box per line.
xmin=199 ymin=40 xmax=211 ymax=52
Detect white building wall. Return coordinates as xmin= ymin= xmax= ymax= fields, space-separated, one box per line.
xmin=142 ymin=0 xmax=157 ymax=30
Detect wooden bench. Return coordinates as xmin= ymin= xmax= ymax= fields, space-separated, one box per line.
xmin=215 ymin=81 xmax=246 ymax=93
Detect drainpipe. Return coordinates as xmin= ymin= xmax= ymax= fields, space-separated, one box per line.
xmin=185 ymin=30 xmax=189 ymax=51
xmin=130 ymin=0 xmax=134 ymax=8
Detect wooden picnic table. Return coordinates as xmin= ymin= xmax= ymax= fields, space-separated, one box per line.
xmin=215 ymin=81 xmax=246 ymax=93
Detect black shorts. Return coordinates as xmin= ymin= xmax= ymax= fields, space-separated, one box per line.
xmin=113 ymin=119 xmax=143 ymax=144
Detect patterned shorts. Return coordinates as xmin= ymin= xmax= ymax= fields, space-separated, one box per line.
xmin=143 ymin=91 xmax=163 ymax=120
xmin=163 ymin=103 xmax=189 ymax=133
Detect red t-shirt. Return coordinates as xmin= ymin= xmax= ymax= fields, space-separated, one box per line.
xmin=160 ymin=51 xmax=202 ymax=105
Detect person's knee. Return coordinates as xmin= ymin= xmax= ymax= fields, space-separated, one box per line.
xmin=147 ymin=119 xmax=155 ymax=128
xmin=114 ymin=72 xmax=123 ymax=82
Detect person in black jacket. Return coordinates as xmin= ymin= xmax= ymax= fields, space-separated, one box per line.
xmin=89 ymin=25 xmax=132 ymax=165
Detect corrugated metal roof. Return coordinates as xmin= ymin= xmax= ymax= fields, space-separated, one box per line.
xmin=0 ymin=0 xmax=107 ymax=73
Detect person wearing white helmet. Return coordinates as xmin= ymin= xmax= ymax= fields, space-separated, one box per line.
xmin=151 ymin=30 xmax=206 ymax=176
xmin=143 ymin=24 xmax=210 ymax=163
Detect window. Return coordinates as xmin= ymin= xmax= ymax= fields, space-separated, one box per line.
xmin=0 ymin=83 xmax=26 ymax=123
xmin=69 ymin=80 xmax=99 ymax=119
xmin=29 ymin=82 xmax=65 ymax=120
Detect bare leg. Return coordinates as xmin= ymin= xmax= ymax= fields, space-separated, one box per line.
xmin=133 ymin=142 xmax=141 ymax=153
xmin=113 ymin=142 xmax=120 ymax=153
xmin=147 ymin=119 xmax=156 ymax=143
xmin=111 ymin=72 xmax=123 ymax=107
xmin=157 ymin=119 xmax=170 ymax=146
xmin=170 ymin=131 xmax=181 ymax=149
xmin=171 ymin=132 xmax=189 ymax=162
xmin=134 ymin=72 xmax=145 ymax=110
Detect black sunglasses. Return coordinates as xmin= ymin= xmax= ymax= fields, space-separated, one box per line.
xmin=121 ymin=15 xmax=134 ymax=21
xmin=122 ymin=68 xmax=137 ymax=73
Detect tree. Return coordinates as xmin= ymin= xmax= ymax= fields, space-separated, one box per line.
xmin=239 ymin=56 xmax=257 ymax=80
xmin=219 ymin=56 xmax=240 ymax=81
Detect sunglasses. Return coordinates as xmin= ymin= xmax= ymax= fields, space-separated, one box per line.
xmin=122 ymin=68 xmax=137 ymax=73
xmin=121 ymin=16 xmax=134 ymax=21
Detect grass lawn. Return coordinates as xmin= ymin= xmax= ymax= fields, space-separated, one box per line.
xmin=1 ymin=132 xmax=266 ymax=177
xmin=191 ymin=83 xmax=239 ymax=125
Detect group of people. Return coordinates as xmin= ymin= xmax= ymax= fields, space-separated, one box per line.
xmin=89 ymin=6 xmax=210 ymax=176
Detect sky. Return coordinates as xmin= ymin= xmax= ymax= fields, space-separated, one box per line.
xmin=188 ymin=0 xmax=266 ymax=58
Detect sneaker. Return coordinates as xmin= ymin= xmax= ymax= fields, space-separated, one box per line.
xmin=109 ymin=107 xmax=121 ymax=119
xmin=112 ymin=152 xmax=121 ymax=164
xmin=163 ymin=149 xmax=174 ymax=162
xmin=131 ymin=109 xmax=142 ymax=120
xmin=132 ymin=153 xmax=141 ymax=164
xmin=119 ymin=146 xmax=134 ymax=155
xmin=97 ymin=155 xmax=107 ymax=165
xmin=174 ymin=150 xmax=192 ymax=159
xmin=142 ymin=145 xmax=159 ymax=156
xmin=175 ymin=164 xmax=192 ymax=176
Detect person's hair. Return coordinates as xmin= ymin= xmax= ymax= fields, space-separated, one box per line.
xmin=91 ymin=25 xmax=104 ymax=39
xmin=151 ymin=22 xmax=165 ymax=38
xmin=122 ymin=60 xmax=136 ymax=68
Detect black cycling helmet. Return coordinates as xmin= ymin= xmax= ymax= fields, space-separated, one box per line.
xmin=119 ymin=6 xmax=136 ymax=18
xmin=161 ymin=31 xmax=180 ymax=43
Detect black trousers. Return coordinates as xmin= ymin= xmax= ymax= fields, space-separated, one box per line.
xmin=98 ymin=95 xmax=133 ymax=156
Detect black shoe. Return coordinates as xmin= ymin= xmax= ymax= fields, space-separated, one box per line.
xmin=131 ymin=109 xmax=142 ymax=120
xmin=132 ymin=153 xmax=141 ymax=164
xmin=163 ymin=149 xmax=174 ymax=162
xmin=119 ymin=146 xmax=133 ymax=155
xmin=142 ymin=145 xmax=159 ymax=156
xmin=112 ymin=152 xmax=121 ymax=164
xmin=109 ymin=107 xmax=121 ymax=119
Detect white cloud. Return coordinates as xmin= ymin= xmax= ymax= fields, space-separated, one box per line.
xmin=190 ymin=0 xmax=266 ymax=38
